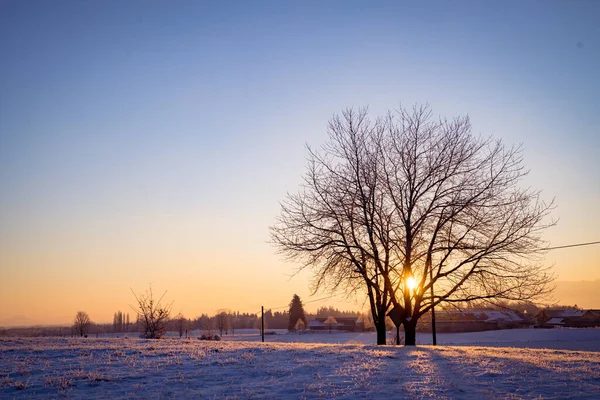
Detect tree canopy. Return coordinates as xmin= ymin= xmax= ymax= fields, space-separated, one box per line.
xmin=271 ymin=105 xmax=554 ymax=345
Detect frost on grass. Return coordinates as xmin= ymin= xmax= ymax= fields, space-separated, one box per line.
xmin=0 ymin=337 xmax=599 ymax=399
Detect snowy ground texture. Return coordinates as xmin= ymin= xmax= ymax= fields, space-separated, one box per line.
xmin=1 ymin=329 xmax=600 ymax=399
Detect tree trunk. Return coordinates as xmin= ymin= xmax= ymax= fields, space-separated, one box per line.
xmin=404 ymin=320 xmax=416 ymax=346
xmin=376 ymin=317 xmax=387 ymax=345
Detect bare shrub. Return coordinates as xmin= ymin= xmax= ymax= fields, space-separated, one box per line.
xmin=130 ymin=285 xmax=172 ymax=339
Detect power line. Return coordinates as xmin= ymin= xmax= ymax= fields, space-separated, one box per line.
xmin=546 ymin=241 xmax=600 ymax=250
xmin=262 ymin=294 xmax=338 ymax=312
xmin=304 ymin=295 xmax=337 ymax=305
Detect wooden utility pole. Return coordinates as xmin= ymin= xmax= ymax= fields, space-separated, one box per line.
xmin=261 ymin=306 xmax=265 ymax=343
xmin=430 ymin=266 xmax=437 ymax=345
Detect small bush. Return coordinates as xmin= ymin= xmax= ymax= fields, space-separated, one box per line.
xmin=199 ymin=334 xmax=221 ymax=341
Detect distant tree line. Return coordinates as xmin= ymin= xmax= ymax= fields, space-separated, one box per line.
xmin=0 ymin=305 xmax=368 ymax=338
xmin=10 ymin=297 xmax=570 ymax=338
xmin=314 ymin=306 xmax=361 ymax=319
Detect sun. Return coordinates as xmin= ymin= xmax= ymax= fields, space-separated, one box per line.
xmin=406 ymin=276 xmax=417 ymax=291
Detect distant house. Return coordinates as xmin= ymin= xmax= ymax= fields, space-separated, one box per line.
xmin=308 ymin=317 xmax=362 ymax=332
xmin=535 ymin=309 xmax=585 ymax=327
xmin=564 ymin=310 xmax=600 ymax=328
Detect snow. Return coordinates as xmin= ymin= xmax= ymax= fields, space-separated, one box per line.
xmin=1 ymin=329 xmax=599 ymax=398
xmin=543 ymin=309 xmax=585 ymax=318
xmin=221 ymin=328 xmax=600 ymax=352
xmin=559 ymin=310 xmax=585 ymax=317
xmin=479 ymin=310 xmax=522 ymax=322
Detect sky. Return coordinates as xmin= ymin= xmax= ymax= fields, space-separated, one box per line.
xmin=1 ymin=0 xmax=599 ymax=326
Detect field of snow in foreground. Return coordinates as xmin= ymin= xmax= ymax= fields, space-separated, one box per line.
xmin=1 ymin=338 xmax=599 ymax=399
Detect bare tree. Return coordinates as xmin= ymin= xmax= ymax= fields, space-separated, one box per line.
xmin=175 ymin=313 xmax=187 ymax=338
xmin=215 ymin=310 xmax=231 ymax=336
xmin=73 ymin=311 xmax=92 ymax=337
xmin=231 ymin=313 xmax=237 ymax=336
xmin=130 ymin=286 xmax=172 ymax=339
xmin=271 ymin=105 xmax=554 ymax=345
xmin=199 ymin=315 xmax=214 ymax=336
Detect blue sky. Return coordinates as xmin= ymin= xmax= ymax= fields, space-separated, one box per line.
xmin=1 ymin=1 xmax=599 ymax=324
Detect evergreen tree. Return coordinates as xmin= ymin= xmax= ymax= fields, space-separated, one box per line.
xmin=287 ymin=294 xmax=308 ymax=331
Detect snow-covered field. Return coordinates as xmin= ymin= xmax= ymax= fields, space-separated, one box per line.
xmin=1 ymin=329 xmax=599 ymax=399
xmin=222 ymin=328 xmax=600 ymax=352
